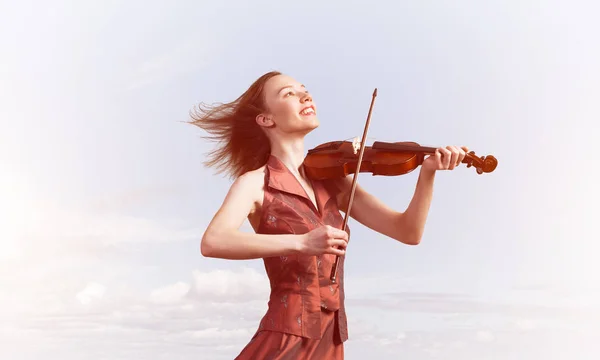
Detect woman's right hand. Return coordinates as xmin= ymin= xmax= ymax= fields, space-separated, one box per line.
xmin=298 ymin=225 xmax=348 ymax=256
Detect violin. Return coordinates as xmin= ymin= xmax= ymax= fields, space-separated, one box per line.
xmin=304 ymin=88 xmax=498 ymax=283
xmin=303 ymin=139 xmax=497 ymax=180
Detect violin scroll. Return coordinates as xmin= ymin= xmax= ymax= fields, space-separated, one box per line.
xmin=463 ymin=151 xmax=498 ymax=174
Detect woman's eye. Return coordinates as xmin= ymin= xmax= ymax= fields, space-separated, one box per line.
xmin=285 ymin=91 xmax=294 ymax=97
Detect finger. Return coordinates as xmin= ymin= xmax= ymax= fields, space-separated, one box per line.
xmin=326 ymin=226 xmax=349 ymax=240
xmin=329 ymin=247 xmax=346 ymax=256
xmin=447 ymin=146 xmax=459 ymax=170
xmin=446 ymin=146 xmax=455 ymax=169
xmin=457 ymin=147 xmax=467 ymax=166
xmin=337 ymin=230 xmax=349 ymax=241
xmin=440 ymin=148 xmax=452 ymax=169
xmin=329 ymin=228 xmax=349 ymax=241
xmin=330 ymin=239 xmax=348 ymax=249
xmin=434 ymin=149 xmax=442 ymax=169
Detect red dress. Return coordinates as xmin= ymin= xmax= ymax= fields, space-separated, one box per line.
xmin=235 ymin=155 xmax=350 ymax=359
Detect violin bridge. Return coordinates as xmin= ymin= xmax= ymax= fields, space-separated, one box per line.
xmin=352 ymin=137 xmax=361 ymax=155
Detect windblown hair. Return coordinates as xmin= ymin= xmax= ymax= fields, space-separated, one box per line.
xmin=189 ymin=71 xmax=281 ymax=179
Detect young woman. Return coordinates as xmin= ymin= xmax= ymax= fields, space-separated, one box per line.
xmin=190 ymin=71 xmax=467 ymax=359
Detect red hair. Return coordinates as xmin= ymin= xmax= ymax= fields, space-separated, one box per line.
xmin=189 ymin=71 xmax=281 ymax=179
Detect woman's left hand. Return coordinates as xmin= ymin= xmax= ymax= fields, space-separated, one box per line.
xmin=422 ymin=145 xmax=469 ymax=172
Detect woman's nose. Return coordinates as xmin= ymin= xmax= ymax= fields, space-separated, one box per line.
xmin=300 ymin=92 xmax=312 ymax=102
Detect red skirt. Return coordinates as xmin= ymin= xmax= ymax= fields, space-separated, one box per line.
xmin=235 ymin=309 xmax=344 ymax=359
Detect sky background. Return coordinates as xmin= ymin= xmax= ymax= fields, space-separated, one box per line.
xmin=1 ymin=0 xmax=599 ymax=359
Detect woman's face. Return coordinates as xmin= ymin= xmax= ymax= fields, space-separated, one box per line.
xmin=258 ymin=74 xmax=319 ymax=136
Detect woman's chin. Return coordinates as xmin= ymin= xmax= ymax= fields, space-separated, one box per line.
xmin=304 ymin=120 xmax=319 ymax=133
xmin=304 ymin=115 xmax=319 ymax=128
xmin=288 ymin=116 xmax=319 ymax=135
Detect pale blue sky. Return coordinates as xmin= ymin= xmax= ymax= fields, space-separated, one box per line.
xmin=1 ymin=0 xmax=599 ymax=359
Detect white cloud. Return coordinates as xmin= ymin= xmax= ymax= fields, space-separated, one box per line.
xmin=475 ymin=330 xmax=494 ymax=342
xmin=150 ymin=281 xmax=191 ymax=304
xmin=76 ymin=282 xmax=107 ymax=305
xmin=167 ymin=327 xmax=256 ymax=344
xmin=2 ymin=200 xmax=201 ymax=267
xmin=514 ymin=318 xmax=536 ymax=331
xmin=0 ymin=267 xmax=270 ymax=359
xmin=34 ymin=209 xmax=199 ymax=247
xmin=0 ymin=172 xmax=35 ymax=261
xmin=187 ymin=267 xmax=270 ymax=302
xmin=3 ymin=262 xmax=600 ymax=360
xmin=0 ymin=177 xmax=200 ymax=266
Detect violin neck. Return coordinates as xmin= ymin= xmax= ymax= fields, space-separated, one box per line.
xmin=372 ymin=141 xmax=437 ymax=154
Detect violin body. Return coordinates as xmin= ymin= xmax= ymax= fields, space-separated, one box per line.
xmin=303 ymin=140 xmax=497 ymax=181
xmin=304 ymin=140 xmax=423 ymax=180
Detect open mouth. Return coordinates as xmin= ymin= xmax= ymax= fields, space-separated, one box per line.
xmin=300 ymin=106 xmax=316 ymax=116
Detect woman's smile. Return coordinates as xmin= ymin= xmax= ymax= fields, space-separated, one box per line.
xmin=300 ymin=105 xmax=316 ymax=116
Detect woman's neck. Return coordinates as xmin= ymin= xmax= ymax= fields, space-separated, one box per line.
xmin=269 ymin=137 xmax=306 ymax=176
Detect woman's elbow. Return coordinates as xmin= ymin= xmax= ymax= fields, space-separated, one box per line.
xmin=397 ymin=229 xmax=422 ymax=246
xmin=402 ymin=236 xmax=421 ymax=246
xmin=393 ymin=218 xmax=422 ymax=245
xmin=200 ymin=233 xmax=217 ymax=257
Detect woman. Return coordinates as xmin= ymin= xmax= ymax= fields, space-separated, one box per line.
xmin=190 ymin=71 xmax=467 ymax=359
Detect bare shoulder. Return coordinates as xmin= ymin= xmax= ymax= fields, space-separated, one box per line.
xmin=202 ymin=165 xmax=267 ymax=238
xmin=231 ymin=166 xmax=266 ymax=196
xmin=232 ymin=165 xmax=267 ymax=212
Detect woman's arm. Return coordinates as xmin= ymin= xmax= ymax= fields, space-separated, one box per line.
xmin=201 ymin=169 xmax=349 ymax=260
xmin=201 ymin=170 xmax=302 ymax=259
xmin=333 ymin=145 xmax=467 ymax=245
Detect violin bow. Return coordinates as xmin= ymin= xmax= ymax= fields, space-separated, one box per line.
xmin=330 ymin=88 xmax=378 ymax=283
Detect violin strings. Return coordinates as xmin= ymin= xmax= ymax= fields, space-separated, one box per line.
xmin=342 ymin=136 xmax=379 ymax=143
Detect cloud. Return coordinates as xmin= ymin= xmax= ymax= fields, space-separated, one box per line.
xmin=3 ymin=265 xmax=599 ymax=360
xmin=2 ymin=201 xmax=201 ymax=267
xmin=513 ymin=318 xmax=536 ymax=331
xmin=475 ymin=330 xmax=494 ymax=342
xmin=347 ymin=291 xmax=598 ymax=321
xmin=42 ymin=210 xmax=198 ymax=246
xmin=76 ymin=282 xmax=107 ymax=305
xmin=187 ymin=267 xmax=270 ymax=302
xmin=150 ymin=281 xmax=191 ymax=304
xmin=148 ymin=267 xmax=271 ymax=306
xmin=0 ymin=267 xmax=269 ymax=360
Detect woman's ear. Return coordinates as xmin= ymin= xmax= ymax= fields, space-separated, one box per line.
xmin=256 ymin=113 xmax=274 ymax=128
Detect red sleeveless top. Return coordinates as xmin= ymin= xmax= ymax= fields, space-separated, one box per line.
xmin=255 ymin=154 xmax=350 ymax=342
